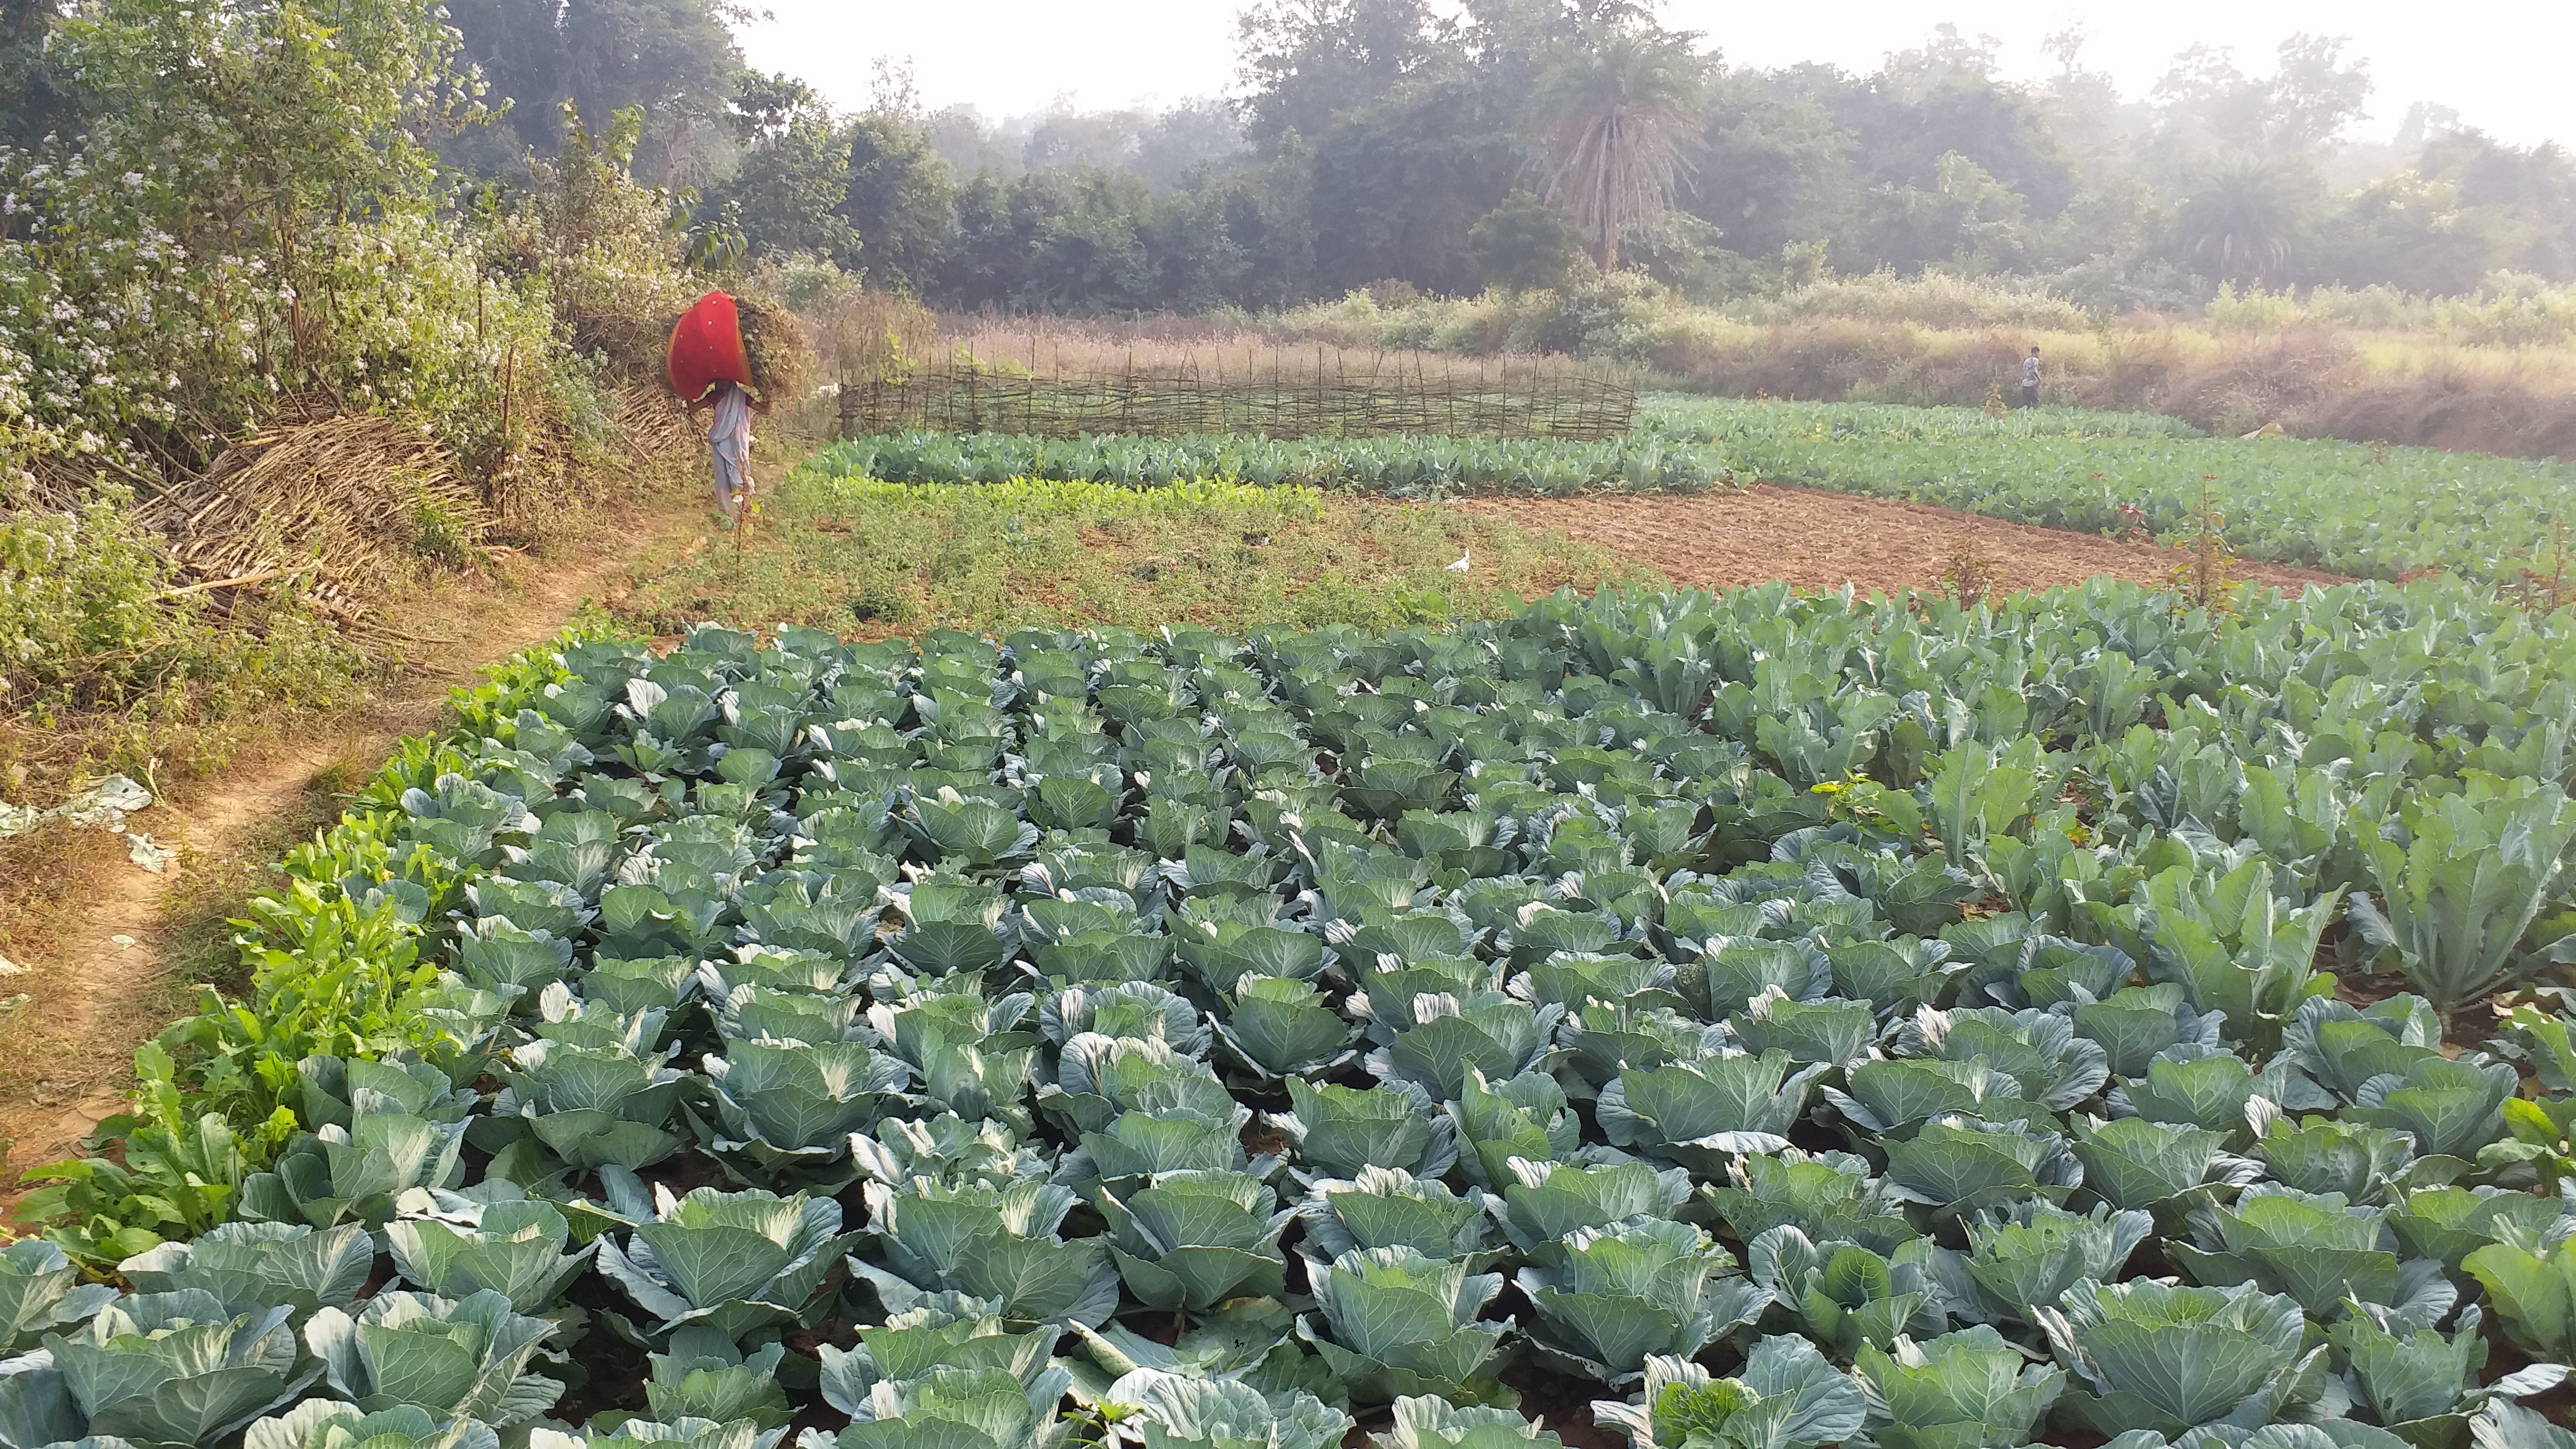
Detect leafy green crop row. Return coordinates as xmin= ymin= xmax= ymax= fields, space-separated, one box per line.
xmin=11 ymin=576 xmax=2576 ymax=1449
xmin=1639 ymin=395 xmax=2576 ymax=584
xmin=813 ymin=430 xmax=1733 ymax=496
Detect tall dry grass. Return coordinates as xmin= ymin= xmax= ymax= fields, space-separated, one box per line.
xmin=1232 ymin=280 xmax=2576 ymax=459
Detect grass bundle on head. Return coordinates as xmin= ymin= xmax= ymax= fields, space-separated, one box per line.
xmin=733 ymin=292 xmax=816 ymax=407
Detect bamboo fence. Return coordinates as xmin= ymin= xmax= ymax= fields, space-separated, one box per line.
xmin=836 ymin=345 xmax=1635 ymax=442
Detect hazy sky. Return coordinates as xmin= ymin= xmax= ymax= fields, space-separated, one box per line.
xmin=740 ymin=2 xmax=2573 ymax=148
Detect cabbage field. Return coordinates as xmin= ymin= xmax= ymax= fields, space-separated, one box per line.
xmin=11 ymin=576 xmax=2576 ymax=1449
xmin=813 ymin=431 xmax=1734 ymax=497
xmin=1637 ymin=396 xmax=2576 ymax=585
xmin=816 ymin=397 xmax=2576 ymax=589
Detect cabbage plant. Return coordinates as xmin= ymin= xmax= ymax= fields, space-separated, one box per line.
xmin=2067 ymin=1116 xmax=2260 ymax=1220
xmin=2350 ymin=1057 xmax=2518 ymax=1162
xmin=118 ymin=1221 xmax=371 ymax=1324
xmin=1104 ymin=1367 xmax=1353 ymax=1449
xmin=1589 ymin=1338 xmax=1865 ymax=1449
xmin=1299 ymin=1168 xmax=1498 ymax=1264
xmin=244 ymin=1401 xmax=501 ymax=1449
xmin=1367 ymin=995 xmax=1560 ymax=1100
xmin=596 ymin=1185 xmax=861 ymax=1341
xmin=2386 ymin=1183 xmax=2569 ymax=1270
xmin=851 ymin=1177 xmax=1120 ymax=1328
xmin=1880 ymin=1115 xmax=2081 ymax=1223
xmin=306 ymin=1289 xmax=562 ymax=1427
xmin=642 ymin=1325 xmax=790 ymax=1429
xmin=0 ymin=1290 xmax=318 ymax=1449
xmin=1448 ymin=1069 xmax=1584 ymax=1192
xmin=1490 ymin=1158 xmax=1695 ymax=1254
xmin=1745 ymin=1227 xmax=1945 ymax=1358
xmin=1099 ymin=1171 xmax=1294 ymax=1311
xmin=1211 ymin=975 xmax=1361 ymax=1082
xmin=383 ymin=1198 xmax=593 ymax=1314
xmin=2036 ymin=1278 xmax=2324 ymax=1439
xmin=1598 ymin=1050 xmax=1829 ymax=1169
xmin=239 ymin=1111 xmax=471 ymax=1230
xmin=1727 ymin=991 xmax=1877 ymax=1069
xmin=2464 ymin=1233 xmax=2576 ymax=1363
xmin=1516 ymin=1219 xmax=1768 ymax=1384
xmin=849 ymin=1114 xmax=1050 ymax=1191
xmin=1295 ymin=1248 xmax=1510 ymax=1405
xmin=1822 ymin=1058 xmax=2030 ymax=1140
xmin=827 ymin=1363 xmax=1072 ymax=1449
xmin=816 ymin=1293 xmax=1059 ymax=1414
xmin=1267 ymin=1079 xmax=1456 ymax=1181
xmin=1702 ymin=1150 xmax=1917 ymax=1256
xmin=485 ymin=1034 xmax=692 ymax=1175
xmin=2329 ymin=1303 xmax=2571 ymax=1447
xmin=2280 ymin=998 xmax=2448 ymax=1106
xmin=1926 ymin=1202 xmax=2153 ymax=1333
xmin=694 ymin=1037 xmax=913 ymax=1180
xmin=0 ymin=1241 xmax=112 ymax=1355
xmin=1370 ymin=1394 xmax=1567 ymax=1447
xmin=1851 ymin=1325 xmax=2066 ymax=1449
xmin=2170 ymin=1185 xmax=2449 ymax=1327
xmin=2348 ymin=779 xmax=2576 ymax=1019
xmin=1895 ymin=1006 xmax=2109 ymax=1111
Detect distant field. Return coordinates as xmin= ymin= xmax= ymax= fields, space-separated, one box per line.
xmin=1640 ymin=394 xmax=2576 ymax=582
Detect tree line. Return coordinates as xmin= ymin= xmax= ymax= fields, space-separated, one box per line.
xmin=8 ymin=0 xmax=2574 ymax=320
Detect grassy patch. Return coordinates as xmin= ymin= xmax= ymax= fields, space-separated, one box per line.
xmin=614 ymin=472 xmax=1648 ymax=637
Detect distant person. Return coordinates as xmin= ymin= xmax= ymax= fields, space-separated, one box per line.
xmin=687 ymin=378 xmax=768 ymax=524
xmin=2021 ymin=347 xmax=2041 ymax=409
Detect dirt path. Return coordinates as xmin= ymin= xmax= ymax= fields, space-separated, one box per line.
xmin=0 ymin=501 xmax=707 ymax=1191
xmin=1465 ymin=483 xmax=2346 ymax=598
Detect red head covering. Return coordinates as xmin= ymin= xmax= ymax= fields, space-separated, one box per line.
xmin=666 ymin=291 xmax=752 ymax=403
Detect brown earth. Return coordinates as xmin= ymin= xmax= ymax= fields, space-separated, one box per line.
xmin=1462 ymin=482 xmax=2347 ymax=598
xmin=0 ymin=496 xmax=708 ymax=1204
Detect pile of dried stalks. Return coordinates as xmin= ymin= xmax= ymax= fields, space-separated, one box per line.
xmin=132 ymin=414 xmax=491 ymax=622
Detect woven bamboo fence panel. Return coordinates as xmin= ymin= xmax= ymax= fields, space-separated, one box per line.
xmin=837 ymin=351 xmax=1635 ymax=442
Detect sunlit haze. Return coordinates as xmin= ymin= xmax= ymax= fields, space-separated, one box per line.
xmin=744 ymin=2 xmax=2572 ymax=147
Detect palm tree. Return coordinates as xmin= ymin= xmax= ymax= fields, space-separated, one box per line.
xmin=2174 ymin=161 xmax=2310 ymax=286
xmin=1536 ymin=29 xmax=1707 ymax=273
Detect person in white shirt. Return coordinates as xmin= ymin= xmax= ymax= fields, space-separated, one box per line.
xmin=687 ymin=379 xmax=768 ymax=524
xmin=2021 ymin=347 xmax=2041 ymax=409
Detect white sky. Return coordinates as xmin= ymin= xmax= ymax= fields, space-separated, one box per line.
xmin=740 ymin=2 xmax=2575 ymax=149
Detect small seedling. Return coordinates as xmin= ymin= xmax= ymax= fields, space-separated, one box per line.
xmin=2168 ymin=477 xmax=2242 ymax=620
xmin=1940 ymin=529 xmax=2004 ymax=612
xmin=2503 ymin=517 xmax=2573 ymax=615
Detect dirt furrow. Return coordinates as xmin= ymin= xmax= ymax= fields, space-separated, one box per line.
xmin=0 ymin=501 xmax=706 ymax=1193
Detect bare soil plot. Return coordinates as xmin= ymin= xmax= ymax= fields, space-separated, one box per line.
xmin=1461 ymin=482 xmax=2346 ymax=598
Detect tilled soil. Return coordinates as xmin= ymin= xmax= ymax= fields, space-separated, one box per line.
xmin=1462 ymin=483 xmax=2348 ymax=598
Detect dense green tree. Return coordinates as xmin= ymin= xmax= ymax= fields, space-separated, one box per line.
xmin=1237 ymin=0 xmax=1441 ymax=148
xmin=2311 ymin=172 xmax=2515 ymax=294
xmin=1468 ymin=189 xmax=1585 ymax=290
xmin=0 ymin=0 xmax=84 ymax=150
xmin=1683 ymin=75 xmax=1849 ymax=271
xmin=442 ymin=0 xmax=740 ymax=181
xmin=705 ymin=73 xmax=858 ymax=263
xmin=2418 ymin=130 xmax=2576 ymax=279
xmin=843 ymin=112 xmax=959 ymax=295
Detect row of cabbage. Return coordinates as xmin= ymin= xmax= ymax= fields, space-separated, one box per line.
xmin=10 ymin=577 xmax=2576 ymax=1449
xmin=1636 ymin=394 xmax=2576 ymax=584
xmin=811 ymin=431 xmax=1732 ymax=497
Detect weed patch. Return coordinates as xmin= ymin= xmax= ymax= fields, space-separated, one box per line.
xmin=613 ymin=470 xmax=1642 ymax=638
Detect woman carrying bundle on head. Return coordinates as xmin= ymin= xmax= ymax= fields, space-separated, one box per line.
xmin=667 ymin=291 xmax=808 ymax=526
